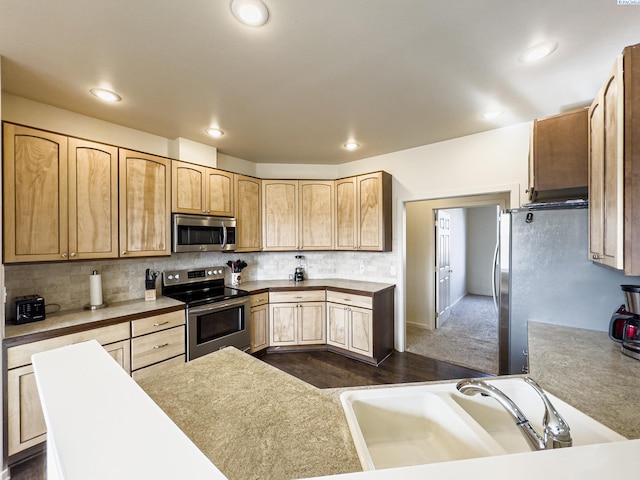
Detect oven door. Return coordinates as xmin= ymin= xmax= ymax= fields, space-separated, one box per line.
xmin=186 ymin=296 xmax=250 ymax=360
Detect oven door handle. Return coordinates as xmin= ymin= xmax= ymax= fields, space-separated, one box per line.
xmin=188 ymin=297 xmax=248 ymax=314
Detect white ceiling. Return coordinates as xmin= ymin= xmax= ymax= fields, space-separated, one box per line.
xmin=1 ymin=1 xmax=639 ymax=165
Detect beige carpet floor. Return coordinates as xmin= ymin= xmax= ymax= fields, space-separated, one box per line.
xmin=406 ymin=294 xmax=499 ymax=374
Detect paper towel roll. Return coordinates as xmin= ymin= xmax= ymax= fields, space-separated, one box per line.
xmin=89 ymin=272 xmax=103 ymax=306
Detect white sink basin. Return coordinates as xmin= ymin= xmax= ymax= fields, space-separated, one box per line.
xmin=340 ymin=378 xmax=626 ymax=471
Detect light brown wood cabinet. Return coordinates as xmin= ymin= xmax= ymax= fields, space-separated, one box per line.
xmin=588 ymin=43 xmax=640 ymax=274
xmin=262 ymin=180 xmax=299 ymax=250
xmin=3 ymin=124 xmax=119 ymax=262
xmin=262 ymin=179 xmax=335 ymax=251
xmin=327 ymin=292 xmax=374 ymax=358
xmin=119 ymin=149 xmax=171 ymax=257
xmin=335 ymin=171 xmax=392 ymax=252
xmin=5 ymin=323 xmax=131 ymax=457
xmin=235 ymin=174 xmax=262 ymax=251
xmin=172 ymin=160 xmax=234 ymax=216
xmin=325 ymin=288 xmax=394 ymax=365
xmin=528 ymin=109 xmax=588 ymax=202
xmin=269 ymin=290 xmax=326 ymax=346
xmin=250 ymin=293 xmax=269 ymax=352
xmin=130 ymin=310 xmax=186 ymax=379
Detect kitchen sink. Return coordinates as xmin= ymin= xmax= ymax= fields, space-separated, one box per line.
xmin=340 ymin=378 xmax=626 ymax=470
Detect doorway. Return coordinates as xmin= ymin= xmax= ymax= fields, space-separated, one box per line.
xmin=404 ymin=192 xmax=509 ymax=374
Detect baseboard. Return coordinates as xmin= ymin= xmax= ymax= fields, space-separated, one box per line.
xmin=405 ymin=321 xmax=429 ymax=330
xmin=2 ymin=467 xmax=10 ymax=480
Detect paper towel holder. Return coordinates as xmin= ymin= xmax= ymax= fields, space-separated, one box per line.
xmin=84 ymin=270 xmax=108 ymax=310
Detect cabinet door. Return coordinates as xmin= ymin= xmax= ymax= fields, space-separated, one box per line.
xmin=7 ymin=364 xmax=47 ymax=456
xmin=251 ymin=304 xmax=269 ymax=352
xmin=357 ymin=172 xmax=385 ymax=251
xmin=172 ymin=160 xmax=206 ymax=214
xmin=235 ymin=174 xmax=262 ymax=251
xmin=531 ymin=109 xmax=588 ymax=195
xmin=269 ymin=303 xmax=297 ymax=345
xmin=326 ymin=302 xmax=349 ymax=349
xmin=206 ymin=169 xmax=234 ymax=216
xmin=299 ymin=181 xmax=335 ymax=250
xmin=589 ymin=56 xmax=624 ymax=269
xmin=298 ymin=303 xmax=326 ymax=344
xmin=349 ymin=306 xmax=373 ymax=357
xmin=335 ymin=177 xmax=357 ymax=250
xmin=3 ymin=124 xmax=68 ymax=262
xmin=263 ymin=180 xmax=298 ymax=251
xmin=119 ymin=149 xmax=171 ymax=257
xmin=68 ymin=138 xmax=119 ymax=259
xmin=104 ymin=339 xmax=132 ymax=375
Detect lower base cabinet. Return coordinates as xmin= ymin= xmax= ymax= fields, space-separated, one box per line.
xmin=326 ymin=302 xmax=373 ymax=357
xmin=4 ymin=309 xmax=185 ymax=459
xmin=269 ymin=290 xmax=327 ymax=346
xmin=250 ymin=293 xmax=269 ymax=353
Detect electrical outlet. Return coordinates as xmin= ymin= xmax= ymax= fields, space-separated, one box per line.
xmin=360 ymin=261 xmax=364 ymax=273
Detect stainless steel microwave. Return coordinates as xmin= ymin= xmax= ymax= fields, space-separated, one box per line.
xmin=172 ymin=214 xmax=237 ymax=252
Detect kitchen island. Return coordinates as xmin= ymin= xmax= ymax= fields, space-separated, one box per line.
xmin=32 ymin=341 xmax=640 ymax=480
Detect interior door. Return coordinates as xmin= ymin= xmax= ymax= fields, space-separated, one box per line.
xmin=435 ymin=210 xmax=452 ymax=328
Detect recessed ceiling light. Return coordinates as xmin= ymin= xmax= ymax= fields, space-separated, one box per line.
xmin=519 ymin=41 xmax=558 ymax=63
xmin=206 ymin=127 xmax=225 ymax=138
xmin=481 ymin=109 xmax=504 ymax=120
xmin=344 ymin=141 xmax=360 ymax=151
xmin=230 ymin=0 xmax=269 ymax=27
xmin=90 ymin=88 xmax=121 ymax=103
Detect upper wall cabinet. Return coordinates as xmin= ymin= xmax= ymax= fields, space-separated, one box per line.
xmin=235 ymin=174 xmax=262 ymax=252
xmin=119 ymin=149 xmax=171 ymax=257
xmin=335 ymin=171 xmax=392 ymax=252
xmin=528 ymin=108 xmax=588 ymax=202
xmin=171 ymin=160 xmax=234 ymax=217
xmin=589 ymin=43 xmax=640 ymax=274
xmin=262 ymin=180 xmax=335 ymax=251
xmin=3 ymin=124 xmax=119 ymax=263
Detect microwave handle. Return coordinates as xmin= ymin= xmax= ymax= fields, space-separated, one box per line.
xmin=221 ymin=224 xmax=228 ymax=249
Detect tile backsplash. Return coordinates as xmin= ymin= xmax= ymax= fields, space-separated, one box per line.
xmin=4 ymin=251 xmax=397 ymax=314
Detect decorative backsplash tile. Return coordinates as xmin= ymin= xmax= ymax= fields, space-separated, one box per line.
xmin=4 ymin=251 xmax=397 ymax=313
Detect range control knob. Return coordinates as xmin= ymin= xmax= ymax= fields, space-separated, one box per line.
xmin=175 ymin=274 xmax=180 ymax=280
xmin=167 ymin=275 xmax=174 ymax=280
xmin=207 ymin=270 xmax=213 ymax=276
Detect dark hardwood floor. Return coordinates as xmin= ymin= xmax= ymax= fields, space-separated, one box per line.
xmin=258 ymin=349 xmax=491 ymax=388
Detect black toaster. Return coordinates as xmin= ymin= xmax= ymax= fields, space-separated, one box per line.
xmin=14 ymin=295 xmax=46 ymax=324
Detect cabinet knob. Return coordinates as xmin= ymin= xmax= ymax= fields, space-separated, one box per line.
xmin=592 ymin=254 xmax=601 ymax=260
xmin=70 ymin=252 xmax=77 ymax=258
xmin=61 ymin=253 xmax=68 ymax=258
xmin=122 ymin=251 xmax=127 ymax=255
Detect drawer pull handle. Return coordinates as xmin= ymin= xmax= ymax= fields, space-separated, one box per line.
xmin=153 ymin=343 xmax=169 ymax=349
xmin=152 ymin=321 xmax=170 ymax=327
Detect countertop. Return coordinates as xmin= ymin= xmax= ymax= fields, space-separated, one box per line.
xmin=236 ymin=279 xmax=395 ymax=295
xmin=138 ymin=347 xmax=362 ymax=480
xmin=3 ymin=296 xmax=185 ymax=344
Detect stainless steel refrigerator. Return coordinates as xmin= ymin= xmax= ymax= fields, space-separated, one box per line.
xmin=496 ymin=203 xmax=640 ymax=375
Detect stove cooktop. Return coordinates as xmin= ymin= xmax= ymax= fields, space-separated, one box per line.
xmin=165 ymin=286 xmax=249 ymax=307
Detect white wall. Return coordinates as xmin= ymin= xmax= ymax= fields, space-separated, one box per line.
xmin=466 ymin=206 xmax=499 ymax=296
xmin=447 ymin=208 xmax=467 ymax=306
xmin=1 ymin=94 xmax=531 ymax=351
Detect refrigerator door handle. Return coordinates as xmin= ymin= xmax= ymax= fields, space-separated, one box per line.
xmin=492 ymin=239 xmax=499 ymax=315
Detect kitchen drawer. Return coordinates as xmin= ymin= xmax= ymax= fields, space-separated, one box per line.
xmin=7 ymin=322 xmax=131 ymax=369
xmin=132 ymin=354 xmax=185 ymax=382
xmin=250 ymin=292 xmax=269 ymax=307
xmin=131 ymin=325 xmax=185 ymax=371
xmin=131 ymin=310 xmax=185 ymax=337
xmin=326 ymin=290 xmax=372 ymax=309
xmin=269 ymin=290 xmax=326 ymax=303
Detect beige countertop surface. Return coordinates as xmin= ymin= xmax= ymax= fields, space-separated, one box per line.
xmin=139 ymin=347 xmax=363 ymax=480
xmin=3 ymin=296 xmax=185 ymax=343
xmin=528 ymin=321 xmax=640 ymax=440
xmin=236 ymin=279 xmax=395 ymax=295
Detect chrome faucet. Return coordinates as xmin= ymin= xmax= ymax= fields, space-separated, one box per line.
xmin=456 ymin=377 xmax=572 ymax=451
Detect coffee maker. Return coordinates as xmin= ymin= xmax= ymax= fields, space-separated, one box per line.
xmin=609 ymin=285 xmax=640 ymax=360
xmin=294 ymin=255 xmax=305 ymax=282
